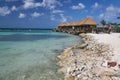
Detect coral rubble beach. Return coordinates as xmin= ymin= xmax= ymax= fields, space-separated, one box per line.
xmin=57 ymin=33 xmax=120 ymax=80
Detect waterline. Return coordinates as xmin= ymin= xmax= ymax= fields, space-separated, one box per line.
xmin=0 ymin=31 xmax=82 ymax=80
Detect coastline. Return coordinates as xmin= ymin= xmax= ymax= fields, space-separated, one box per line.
xmin=57 ymin=33 xmax=120 ymax=80
xmin=0 ymin=31 xmax=81 ymax=80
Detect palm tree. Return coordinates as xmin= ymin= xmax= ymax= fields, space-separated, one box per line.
xmin=117 ymin=16 xmax=120 ymax=19
xmin=117 ymin=16 xmax=120 ymax=25
xmin=100 ymin=20 xmax=106 ymax=26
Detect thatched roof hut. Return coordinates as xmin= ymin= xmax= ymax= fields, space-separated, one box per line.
xmin=81 ymin=18 xmax=97 ymax=25
xmin=58 ymin=18 xmax=97 ymax=27
xmin=58 ymin=18 xmax=98 ymax=33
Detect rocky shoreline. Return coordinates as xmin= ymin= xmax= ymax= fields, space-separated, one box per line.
xmin=57 ymin=34 xmax=120 ymax=80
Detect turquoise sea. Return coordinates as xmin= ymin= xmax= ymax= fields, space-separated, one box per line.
xmin=0 ymin=30 xmax=82 ymax=80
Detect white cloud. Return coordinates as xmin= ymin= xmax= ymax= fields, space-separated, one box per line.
xmin=22 ymin=0 xmax=62 ymax=10
xmin=23 ymin=0 xmax=43 ymax=9
xmin=99 ymin=5 xmax=120 ymax=21
xmin=50 ymin=14 xmax=71 ymax=22
xmin=0 ymin=6 xmax=11 ymax=16
xmin=23 ymin=0 xmax=34 ymax=9
xmin=31 ymin=12 xmax=44 ymax=17
xmin=19 ymin=13 xmax=26 ymax=18
xmin=40 ymin=0 xmax=62 ymax=10
xmin=60 ymin=14 xmax=67 ymax=23
xmin=71 ymin=3 xmax=85 ymax=10
xmin=52 ymin=9 xmax=64 ymax=14
xmin=92 ymin=2 xmax=100 ymax=9
xmin=99 ymin=13 xmax=104 ymax=19
xmin=106 ymin=5 xmax=116 ymax=11
xmin=11 ymin=6 xmax=17 ymax=11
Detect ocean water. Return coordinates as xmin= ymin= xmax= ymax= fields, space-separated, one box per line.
xmin=0 ymin=30 xmax=82 ymax=80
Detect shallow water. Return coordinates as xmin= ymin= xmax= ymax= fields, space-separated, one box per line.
xmin=0 ymin=30 xmax=82 ymax=80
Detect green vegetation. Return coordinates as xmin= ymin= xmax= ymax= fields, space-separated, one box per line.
xmin=111 ymin=17 xmax=120 ymax=32
xmin=99 ymin=18 xmax=120 ymax=33
xmin=112 ymin=23 xmax=120 ymax=32
xmin=100 ymin=20 xmax=106 ymax=26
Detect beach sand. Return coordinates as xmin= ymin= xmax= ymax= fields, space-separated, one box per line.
xmin=89 ymin=33 xmax=120 ymax=65
xmin=57 ymin=33 xmax=120 ymax=80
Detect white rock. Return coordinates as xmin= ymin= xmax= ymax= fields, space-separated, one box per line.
xmin=102 ymin=61 xmax=108 ymax=67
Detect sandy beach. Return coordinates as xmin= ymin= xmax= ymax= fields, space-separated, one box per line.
xmin=57 ymin=33 xmax=120 ymax=80
xmin=89 ymin=33 xmax=120 ymax=65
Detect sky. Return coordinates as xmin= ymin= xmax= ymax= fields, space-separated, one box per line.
xmin=0 ymin=0 xmax=120 ymax=28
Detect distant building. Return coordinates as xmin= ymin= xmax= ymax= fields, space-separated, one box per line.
xmin=58 ymin=18 xmax=97 ymax=34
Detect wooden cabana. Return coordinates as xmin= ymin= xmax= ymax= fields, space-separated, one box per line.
xmin=58 ymin=23 xmax=66 ymax=32
xmin=58 ymin=23 xmax=71 ymax=32
xmin=75 ymin=18 xmax=97 ymax=33
xmin=67 ymin=22 xmax=78 ymax=33
xmin=58 ymin=18 xmax=98 ymax=33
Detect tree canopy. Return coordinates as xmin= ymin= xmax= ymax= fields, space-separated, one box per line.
xmin=100 ymin=20 xmax=106 ymax=26
xmin=117 ymin=16 xmax=120 ymax=19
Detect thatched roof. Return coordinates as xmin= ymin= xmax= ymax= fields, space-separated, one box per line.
xmin=77 ymin=20 xmax=83 ymax=25
xmin=79 ymin=18 xmax=97 ymax=25
xmin=58 ymin=18 xmax=97 ymax=27
xmin=65 ymin=22 xmax=71 ymax=26
xmin=58 ymin=23 xmax=65 ymax=27
xmin=70 ymin=22 xmax=78 ymax=26
xmin=58 ymin=22 xmax=71 ymax=27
